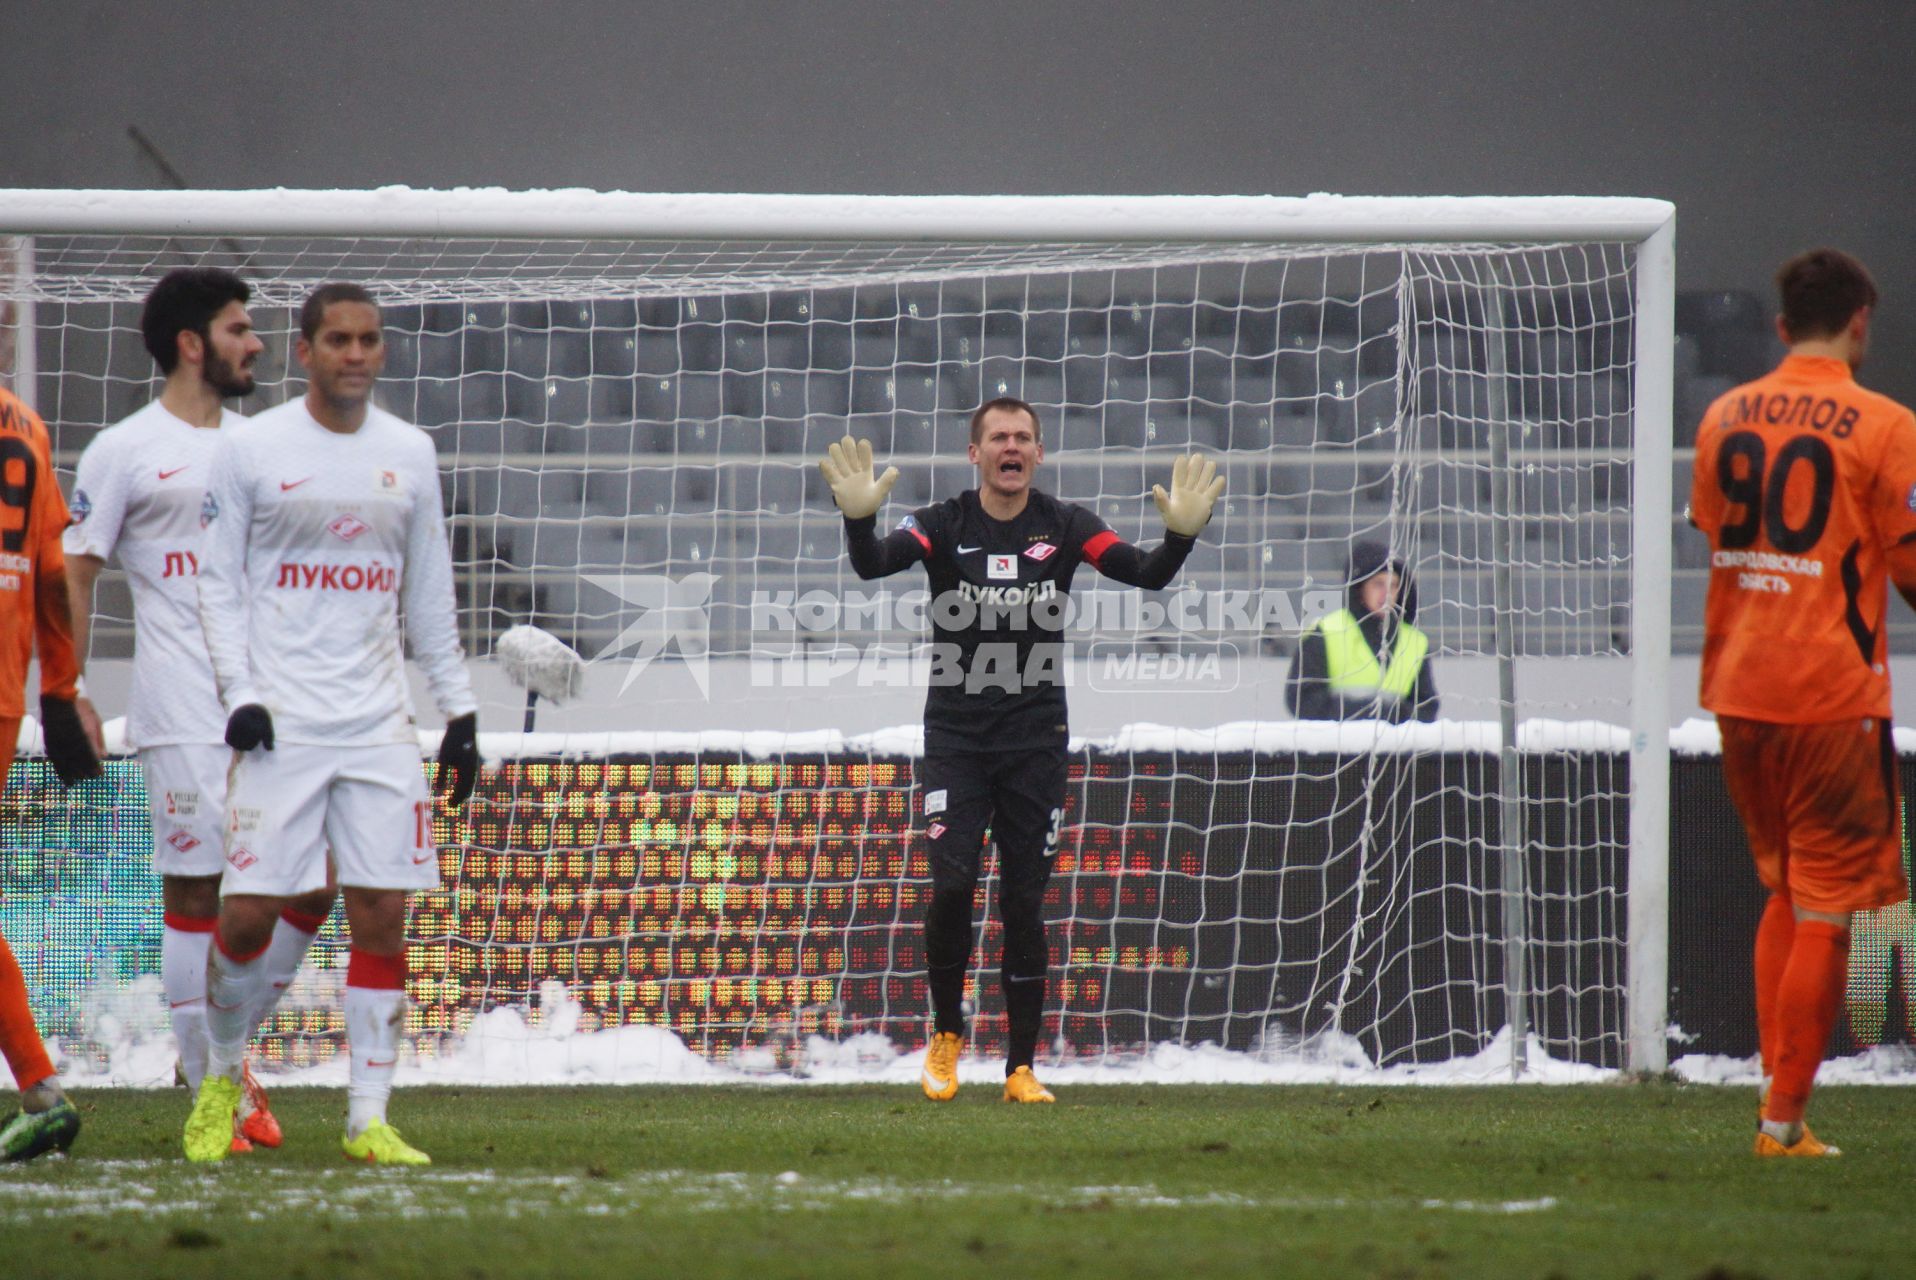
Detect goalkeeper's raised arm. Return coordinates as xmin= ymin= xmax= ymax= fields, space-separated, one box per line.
xmin=822 ymin=396 xmax=1221 ymax=1108
xmin=1085 ymin=450 xmax=1223 ymax=589
xmin=818 ymin=435 xmax=917 ymax=580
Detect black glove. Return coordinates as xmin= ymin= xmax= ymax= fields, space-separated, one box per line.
xmin=224 ymin=703 xmax=275 ymax=752
xmin=39 ymin=695 xmax=101 ymax=785
xmin=434 ymin=712 xmax=479 ymax=808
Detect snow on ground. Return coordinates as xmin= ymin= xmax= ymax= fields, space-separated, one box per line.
xmin=52 ymin=979 xmax=1914 ymax=1090
xmin=0 ymin=1157 xmax=1564 ymax=1224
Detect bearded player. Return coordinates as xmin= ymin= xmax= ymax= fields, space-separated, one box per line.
xmin=821 ymin=398 xmax=1222 ymax=1103
xmin=66 ymin=267 xmax=338 ymax=1152
xmin=1690 ymin=249 xmax=1916 ymax=1157
xmin=184 ymin=282 xmax=479 ymax=1164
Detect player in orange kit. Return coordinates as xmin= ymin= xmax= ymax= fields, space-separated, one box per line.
xmin=0 ymin=384 xmax=103 ymax=1161
xmin=1689 ymin=248 xmax=1916 ymax=1157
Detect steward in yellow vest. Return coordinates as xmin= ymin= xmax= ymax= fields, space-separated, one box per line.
xmin=1285 ymin=541 xmax=1438 ymax=723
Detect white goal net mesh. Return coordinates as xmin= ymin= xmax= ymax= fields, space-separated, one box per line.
xmin=1 ymin=222 xmax=1643 ymax=1077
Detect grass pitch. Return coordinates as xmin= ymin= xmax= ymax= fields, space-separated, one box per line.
xmin=0 ymin=1082 xmax=1906 ymax=1279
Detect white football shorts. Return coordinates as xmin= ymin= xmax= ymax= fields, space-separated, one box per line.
xmin=221 ymin=741 xmax=437 ymax=896
xmin=143 ymin=744 xmax=231 ymax=877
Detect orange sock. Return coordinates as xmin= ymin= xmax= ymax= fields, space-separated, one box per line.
xmin=0 ymin=935 xmax=55 ymax=1091
xmin=1753 ymin=894 xmax=1796 ymax=1079
xmin=1764 ymin=919 xmax=1849 ymax=1125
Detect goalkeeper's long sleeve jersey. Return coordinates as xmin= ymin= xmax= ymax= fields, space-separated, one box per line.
xmin=195 ymin=399 xmax=476 ymax=746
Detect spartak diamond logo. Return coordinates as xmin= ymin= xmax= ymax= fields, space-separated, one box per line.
xmin=227 ymin=847 xmax=257 ymax=870
xmin=166 ymin=830 xmax=201 ymax=854
xmin=926 ymin=821 xmax=947 ymax=841
xmin=328 ymin=513 xmax=371 ymax=542
xmin=1024 ymin=542 xmax=1057 ymax=561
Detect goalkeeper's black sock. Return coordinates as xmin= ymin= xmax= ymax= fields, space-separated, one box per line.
xmin=1002 ymin=970 xmax=1045 ymax=1072
xmin=927 ymin=962 xmax=968 ymax=1037
xmin=924 ymin=889 xmax=975 ymax=1037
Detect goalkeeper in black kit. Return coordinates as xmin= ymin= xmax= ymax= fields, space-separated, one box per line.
xmin=821 ymin=397 xmax=1223 ymax=1103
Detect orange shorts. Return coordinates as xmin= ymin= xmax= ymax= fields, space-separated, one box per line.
xmin=1718 ymin=714 xmax=1910 ymax=914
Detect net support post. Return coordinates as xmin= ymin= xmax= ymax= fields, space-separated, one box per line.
xmin=1626 ymin=215 xmax=1676 ymax=1076
xmin=1484 ymin=271 xmax=1529 ymax=1079
xmin=4 ymin=237 xmax=34 ymax=408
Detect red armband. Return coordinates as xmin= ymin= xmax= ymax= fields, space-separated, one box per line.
xmin=1081 ymin=530 xmax=1119 ymax=568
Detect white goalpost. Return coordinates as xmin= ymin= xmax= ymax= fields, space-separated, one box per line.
xmin=0 ymin=189 xmax=1675 ymax=1081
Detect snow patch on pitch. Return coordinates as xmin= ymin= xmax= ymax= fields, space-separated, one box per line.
xmin=1673 ymin=1042 xmax=1916 ymax=1085
xmin=60 ymin=982 xmax=1912 ymax=1090
xmin=55 ymin=983 xmax=1605 ymax=1088
xmin=0 ymin=1158 xmax=1561 ymax=1224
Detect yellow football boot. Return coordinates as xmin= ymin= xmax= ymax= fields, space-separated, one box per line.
xmin=1754 ymin=1123 xmax=1840 ymax=1157
xmin=342 ymin=1119 xmax=432 ymax=1166
xmin=183 ymin=1074 xmax=242 ymax=1163
xmin=1002 ymin=1065 xmax=1055 ymax=1104
xmin=921 ymin=1032 xmax=962 ymax=1101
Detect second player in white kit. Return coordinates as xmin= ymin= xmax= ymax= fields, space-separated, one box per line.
xmin=66 ymin=267 xmax=336 ymax=1152
xmin=184 ymin=282 xmax=480 ymax=1166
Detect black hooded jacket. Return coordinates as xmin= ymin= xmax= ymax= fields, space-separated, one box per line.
xmin=1285 ymin=541 xmax=1439 ymax=724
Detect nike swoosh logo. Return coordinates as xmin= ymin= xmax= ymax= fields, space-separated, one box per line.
xmin=366 ymin=1059 xmax=396 ymax=1069
xmin=412 ymin=853 xmax=436 ymax=865
xmin=158 ymin=466 xmax=190 ymax=480
xmin=280 ymin=478 xmax=313 ymax=492
xmin=169 ymin=997 xmax=206 ymax=1009
xmin=956 ymin=544 xmax=981 ymax=554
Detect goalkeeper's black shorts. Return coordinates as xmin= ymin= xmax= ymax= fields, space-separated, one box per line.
xmin=918 ymin=744 xmax=1068 ymax=897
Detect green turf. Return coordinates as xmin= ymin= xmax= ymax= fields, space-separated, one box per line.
xmin=0 ymin=1082 xmax=1906 ymax=1279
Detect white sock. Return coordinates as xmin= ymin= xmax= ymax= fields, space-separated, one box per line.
xmin=21 ymin=1079 xmax=63 ymax=1112
xmin=247 ymin=909 xmax=325 ymax=1042
xmin=204 ymin=935 xmax=271 ymax=1083
xmin=1759 ymin=1117 xmax=1802 ymax=1145
xmin=161 ymin=916 xmax=215 ymax=1090
xmin=344 ymin=949 xmax=407 ymax=1138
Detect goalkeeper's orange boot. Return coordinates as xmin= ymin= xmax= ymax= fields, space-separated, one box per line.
xmin=921 ymin=1032 xmax=962 ymax=1101
xmin=1002 ymin=1065 xmax=1055 ymax=1104
xmin=237 ymin=1061 xmax=282 ymax=1148
xmin=1755 ymin=1121 xmax=1840 ymax=1157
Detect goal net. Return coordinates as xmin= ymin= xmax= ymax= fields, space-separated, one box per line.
xmin=0 ymin=191 xmax=1674 ymax=1080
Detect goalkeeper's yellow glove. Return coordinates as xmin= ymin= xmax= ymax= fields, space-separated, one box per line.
xmin=1152 ymin=453 xmax=1225 ymax=536
xmin=818 ymin=435 xmax=900 ymax=520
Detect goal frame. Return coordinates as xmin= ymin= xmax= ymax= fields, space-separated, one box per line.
xmin=0 ymin=188 xmax=1677 ymax=1074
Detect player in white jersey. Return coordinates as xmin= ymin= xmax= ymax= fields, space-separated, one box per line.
xmin=183 ymin=282 xmax=479 ymax=1166
xmin=65 ymin=268 xmax=336 ymax=1153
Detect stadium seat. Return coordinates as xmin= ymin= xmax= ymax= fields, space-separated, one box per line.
xmin=674 ymin=372 xmax=723 ymax=420
xmin=509 ymin=374 xmax=591 ymax=427
xmin=1098 ymin=397 xmax=1150 ymax=451
xmin=711 ymin=416 xmax=767 ymax=457
xmin=586 ymin=376 xmax=633 ymax=424
xmin=747 ymin=466 xmax=810 ymax=516
xmin=410 ymin=379 xmax=463 ymax=427
xmin=458 ymin=312 xmax=507 ymax=375
xmin=750 ymin=519 xmax=804 ymax=560
xmin=582 ymin=327 xmax=643 ymax=383
xmin=625 ymin=469 xmax=676 ymax=517
xmin=716 ymin=372 xmax=765 ymax=420
xmin=456 ymin=378 xmax=505 ymax=424
xmin=895 ymin=465 xmax=938 ymax=505
xmin=890 ymin=369 xmax=944 ymax=415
